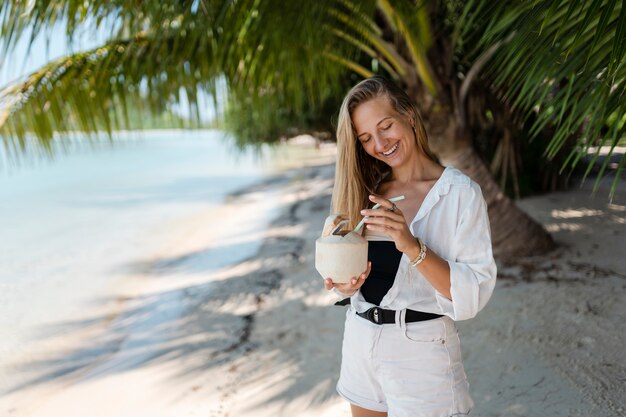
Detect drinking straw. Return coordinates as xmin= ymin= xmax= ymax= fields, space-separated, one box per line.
xmin=353 ymin=195 xmax=405 ymax=233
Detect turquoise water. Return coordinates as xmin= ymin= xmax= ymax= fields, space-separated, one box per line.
xmin=0 ymin=129 xmax=281 ymax=362
xmin=0 ymin=129 xmax=271 ymax=277
xmin=0 ymin=130 xmax=274 ymax=278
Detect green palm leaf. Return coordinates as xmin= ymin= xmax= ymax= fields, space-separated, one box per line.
xmin=2 ymin=0 xmax=624 ymax=198
xmin=0 ymin=1 xmax=374 ymax=155
xmin=458 ymin=0 xmax=626 ymax=198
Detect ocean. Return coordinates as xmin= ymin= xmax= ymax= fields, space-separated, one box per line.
xmin=0 ymin=129 xmax=311 ymax=377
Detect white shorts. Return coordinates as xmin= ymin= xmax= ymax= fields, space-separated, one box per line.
xmin=336 ymin=307 xmax=474 ymax=417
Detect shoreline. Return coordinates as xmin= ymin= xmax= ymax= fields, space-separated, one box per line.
xmin=2 ymin=158 xmax=625 ymax=417
xmin=0 ymin=147 xmax=338 ymax=416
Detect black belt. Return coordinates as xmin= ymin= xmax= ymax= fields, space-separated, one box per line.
xmin=335 ymin=298 xmax=442 ymax=325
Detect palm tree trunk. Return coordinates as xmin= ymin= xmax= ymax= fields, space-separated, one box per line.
xmin=414 ymin=87 xmax=556 ymax=259
xmin=439 ymin=144 xmax=555 ymax=259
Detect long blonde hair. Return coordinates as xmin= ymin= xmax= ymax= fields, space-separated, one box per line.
xmin=331 ymin=75 xmax=436 ymax=230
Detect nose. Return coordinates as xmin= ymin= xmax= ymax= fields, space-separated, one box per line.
xmin=372 ymin=134 xmax=389 ymax=153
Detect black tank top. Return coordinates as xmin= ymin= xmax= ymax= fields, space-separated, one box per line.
xmin=359 ymin=231 xmax=403 ymax=306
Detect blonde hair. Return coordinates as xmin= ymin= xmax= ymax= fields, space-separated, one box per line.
xmin=331 ymin=75 xmax=436 ymax=230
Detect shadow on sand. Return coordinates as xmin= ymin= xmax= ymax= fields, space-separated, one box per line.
xmin=4 ymin=163 xmax=342 ymax=412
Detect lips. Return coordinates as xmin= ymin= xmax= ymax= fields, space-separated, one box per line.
xmin=381 ymin=142 xmax=399 ymax=157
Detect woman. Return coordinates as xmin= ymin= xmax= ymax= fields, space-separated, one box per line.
xmin=323 ymin=75 xmax=497 ymax=417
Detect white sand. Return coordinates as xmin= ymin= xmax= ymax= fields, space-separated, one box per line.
xmin=1 ymin=157 xmax=624 ymax=417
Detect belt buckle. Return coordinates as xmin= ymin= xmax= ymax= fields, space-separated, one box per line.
xmin=367 ymin=307 xmax=382 ymax=325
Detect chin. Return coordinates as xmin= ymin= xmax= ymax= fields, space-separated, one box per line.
xmin=380 ymin=151 xmax=405 ymax=167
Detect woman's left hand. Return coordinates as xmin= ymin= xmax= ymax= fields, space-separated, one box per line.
xmin=361 ymin=194 xmax=418 ymax=254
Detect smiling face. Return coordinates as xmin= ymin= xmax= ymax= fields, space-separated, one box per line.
xmin=351 ymin=95 xmax=418 ymax=169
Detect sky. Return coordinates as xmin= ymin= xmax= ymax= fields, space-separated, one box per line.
xmin=0 ymin=19 xmax=108 ymax=87
xmin=0 ymin=19 xmax=216 ymax=121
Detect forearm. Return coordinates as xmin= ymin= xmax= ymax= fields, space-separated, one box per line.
xmin=404 ymin=240 xmax=452 ymax=300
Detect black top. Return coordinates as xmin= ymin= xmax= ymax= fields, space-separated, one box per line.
xmin=359 ymin=241 xmax=403 ymax=306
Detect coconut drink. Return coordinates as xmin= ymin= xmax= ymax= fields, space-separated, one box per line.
xmin=315 ymin=196 xmax=405 ymax=284
xmin=315 ymin=214 xmax=368 ymax=284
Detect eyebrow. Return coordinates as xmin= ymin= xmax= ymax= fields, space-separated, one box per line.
xmin=357 ymin=116 xmax=393 ymax=139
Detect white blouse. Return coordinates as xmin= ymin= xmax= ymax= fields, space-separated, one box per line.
xmin=339 ymin=165 xmax=497 ymax=321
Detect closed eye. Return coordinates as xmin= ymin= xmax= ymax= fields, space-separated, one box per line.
xmin=381 ymin=122 xmax=392 ymax=130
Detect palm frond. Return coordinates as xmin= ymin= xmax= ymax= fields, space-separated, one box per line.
xmin=0 ymin=0 xmax=205 ymax=56
xmin=377 ymin=0 xmax=439 ymax=95
xmin=1 ymin=0 xmax=383 ymax=159
xmin=0 ymin=28 xmax=221 ymax=155
xmin=459 ymin=0 xmax=626 ymax=198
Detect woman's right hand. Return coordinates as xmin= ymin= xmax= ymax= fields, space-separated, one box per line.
xmin=324 ymin=261 xmax=372 ymax=296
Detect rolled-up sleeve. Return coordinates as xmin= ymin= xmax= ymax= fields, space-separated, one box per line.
xmin=436 ymin=183 xmax=497 ymax=321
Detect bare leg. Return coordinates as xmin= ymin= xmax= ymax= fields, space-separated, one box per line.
xmin=350 ymin=404 xmax=387 ymax=417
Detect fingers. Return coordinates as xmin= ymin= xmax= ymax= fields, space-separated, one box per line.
xmin=349 ymin=261 xmax=371 ymax=285
xmin=369 ymin=194 xmax=402 ymax=212
xmin=360 ymin=208 xmax=403 ymax=221
xmin=361 ymin=196 xmax=406 ymax=233
xmin=361 ymin=214 xmax=404 ymax=230
xmin=362 ymin=196 xmax=404 ymax=221
xmin=324 ymin=262 xmax=372 ymax=293
xmin=324 ymin=278 xmax=354 ymax=293
xmin=361 ymin=208 xmax=404 ymax=231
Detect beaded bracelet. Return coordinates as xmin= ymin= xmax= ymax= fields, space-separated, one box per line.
xmin=409 ymin=238 xmax=427 ymax=267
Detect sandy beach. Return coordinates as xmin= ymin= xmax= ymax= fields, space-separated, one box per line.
xmin=1 ymin=145 xmax=625 ymax=417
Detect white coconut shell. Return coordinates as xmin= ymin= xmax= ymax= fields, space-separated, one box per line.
xmin=315 ymin=231 xmax=368 ymax=284
xmin=321 ymin=213 xmax=348 ymax=237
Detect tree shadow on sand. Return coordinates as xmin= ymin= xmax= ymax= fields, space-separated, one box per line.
xmin=4 ymin=164 xmax=344 ymax=411
xmin=6 ymin=163 xmax=626 ymax=415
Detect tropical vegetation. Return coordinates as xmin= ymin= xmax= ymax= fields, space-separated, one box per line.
xmin=1 ymin=1 xmax=624 ymax=258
